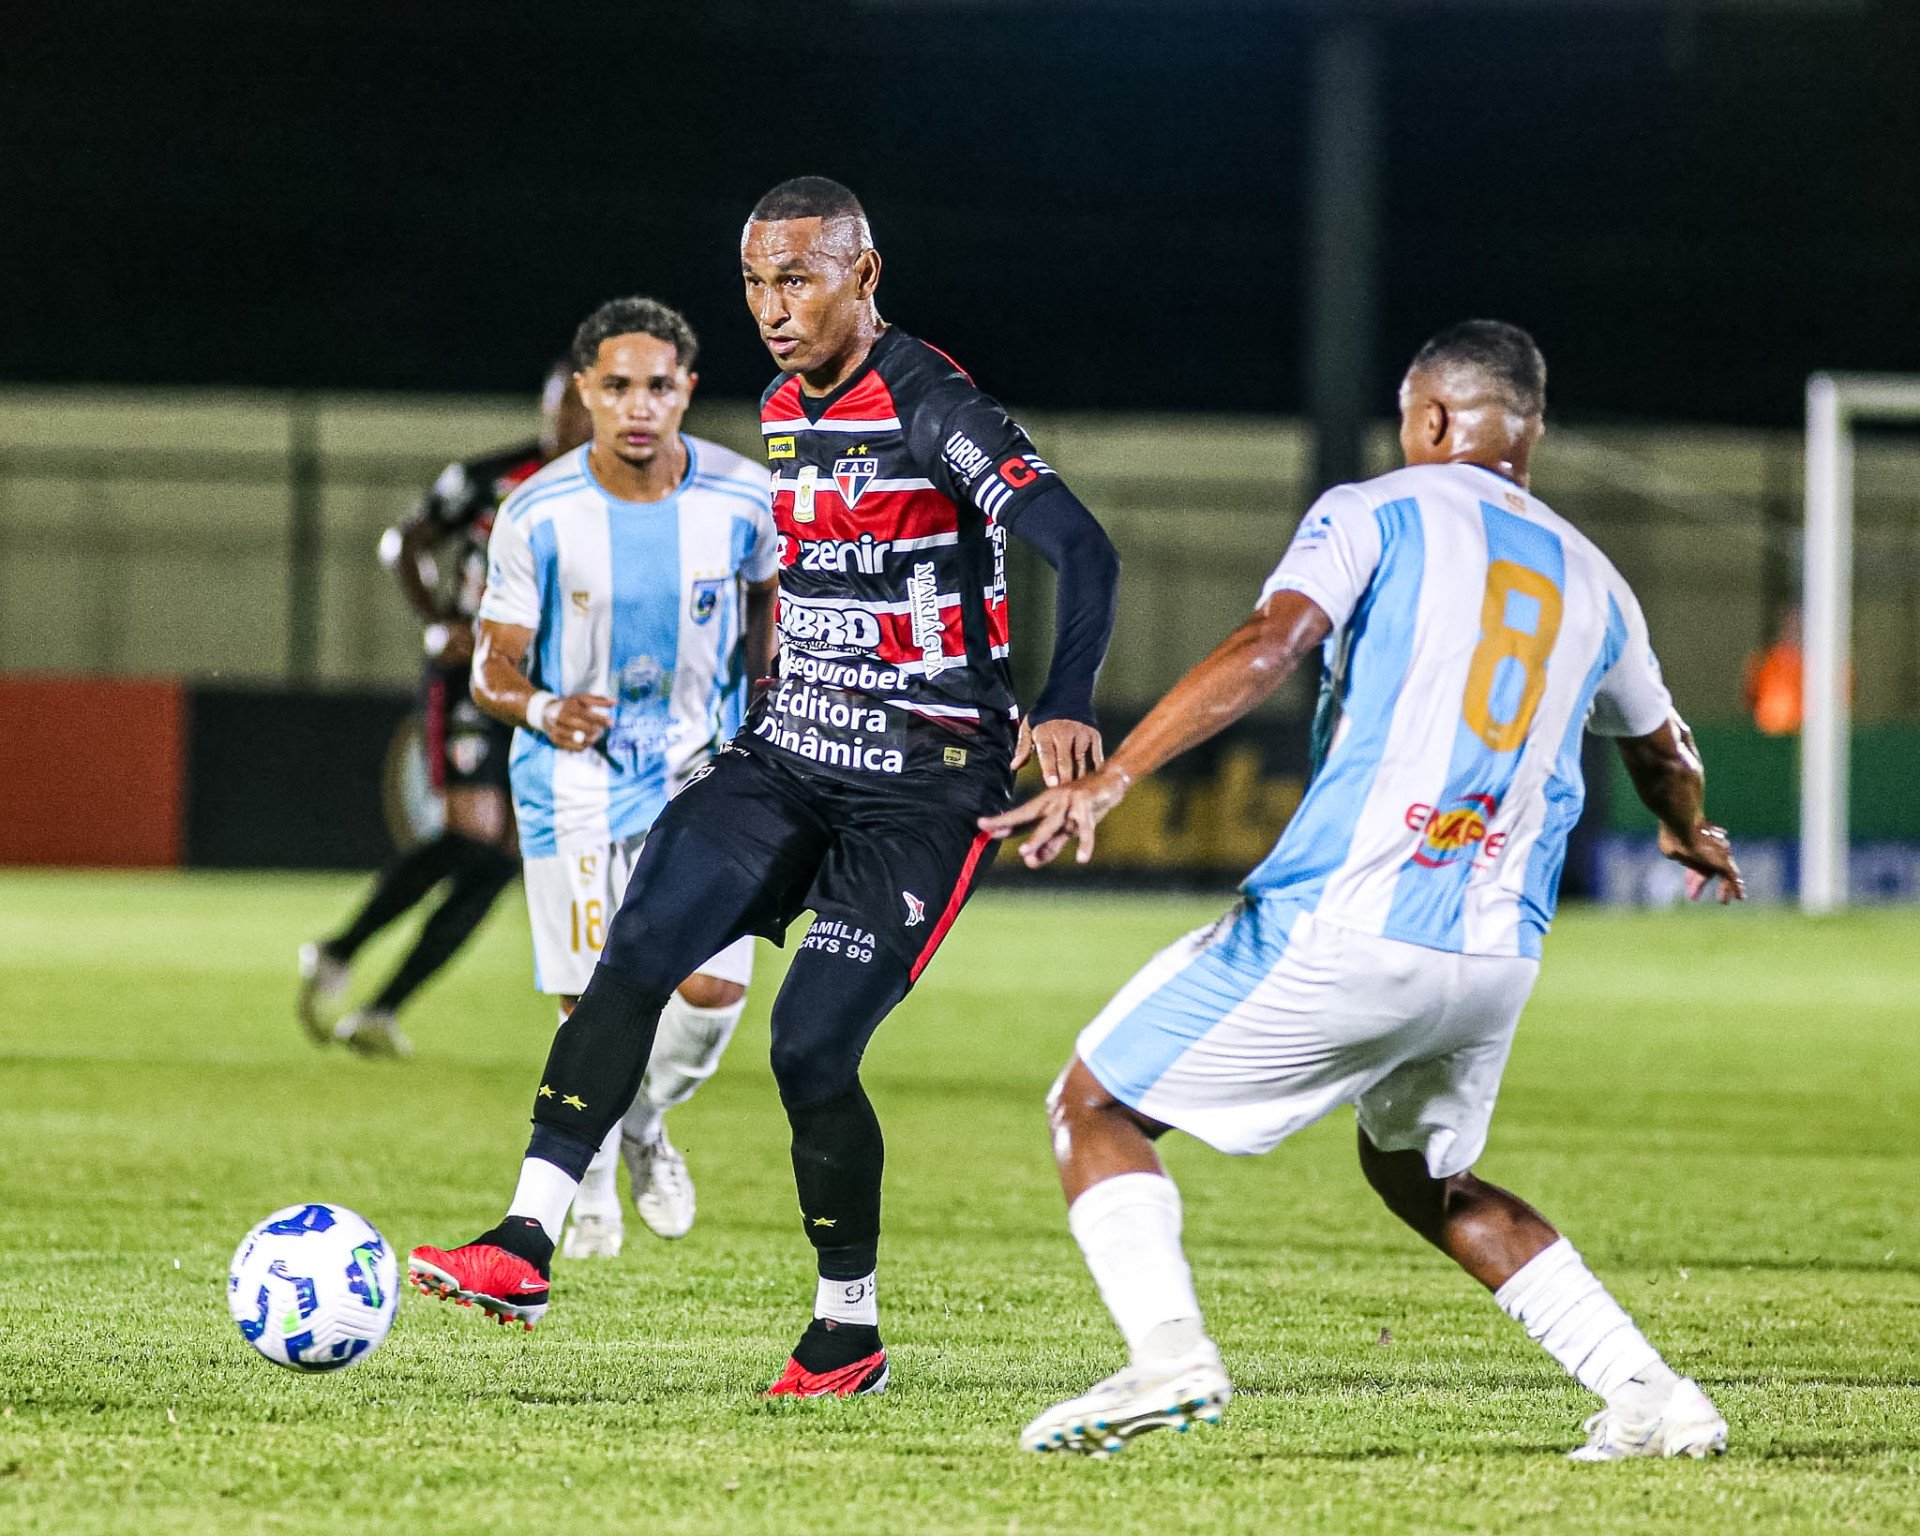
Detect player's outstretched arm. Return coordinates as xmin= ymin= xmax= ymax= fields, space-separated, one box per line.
xmin=1616 ymin=712 xmax=1746 ymax=903
xmin=471 ymin=619 xmax=612 ymax=752
xmin=980 ymin=589 xmax=1332 ymax=867
xmin=1003 ymin=485 xmax=1122 ymax=787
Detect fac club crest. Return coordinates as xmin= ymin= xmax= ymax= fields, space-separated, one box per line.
xmin=833 ymin=456 xmax=879 ymax=510
xmin=690 ymin=577 xmax=725 ymax=625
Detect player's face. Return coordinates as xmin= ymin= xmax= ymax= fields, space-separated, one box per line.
xmin=740 ymin=217 xmax=880 ymax=377
xmin=574 ymin=334 xmax=696 ymax=467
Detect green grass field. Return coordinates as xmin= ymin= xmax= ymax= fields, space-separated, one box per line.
xmin=2 ymin=871 xmax=1917 ymax=1534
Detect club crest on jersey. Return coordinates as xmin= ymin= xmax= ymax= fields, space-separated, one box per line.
xmin=902 ymin=891 xmax=926 ymax=927
xmin=833 ymin=456 xmax=879 ymax=510
xmin=690 ymin=577 xmax=724 ymax=625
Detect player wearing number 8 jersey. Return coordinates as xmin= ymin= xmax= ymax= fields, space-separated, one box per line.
xmin=987 ymin=321 xmax=1746 ymax=1461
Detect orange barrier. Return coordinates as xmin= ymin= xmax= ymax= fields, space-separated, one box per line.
xmin=0 ymin=675 xmax=184 ymax=867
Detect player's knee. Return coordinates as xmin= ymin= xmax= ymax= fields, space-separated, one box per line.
xmin=1047 ymin=1055 xmax=1128 ymax=1139
xmin=769 ymin=1034 xmax=857 ymax=1108
xmin=676 ymin=973 xmax=745 ymax=1010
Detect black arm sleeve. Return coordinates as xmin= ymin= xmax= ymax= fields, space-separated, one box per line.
xmin=1003 ymin=483 xmax=1120 ymax=728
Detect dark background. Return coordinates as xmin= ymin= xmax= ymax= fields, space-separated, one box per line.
xmin=7 ymin=0 xmax=1917 ymax=424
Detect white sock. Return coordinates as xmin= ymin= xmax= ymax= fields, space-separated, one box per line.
xmin=507 ymin=1157 xmax=580 ymax=1244
xmin=570 ymin=1122 xmax=623 ymax=1220
xmin=635 ymin=992 xmax=745 ymax=1129
xmin=1494 ymin=1237 xmax=1677 ymax=1406
xmin=815 ymin=1271 xmax=879 ymax=1327
xmin=1067 ymin=1172 xmax=1205 ymax=1363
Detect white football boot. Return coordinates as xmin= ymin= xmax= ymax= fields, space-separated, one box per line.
xmin=1569 ymin=1378 xmax=1728 ymax=1461
xmin=623 ymin=1132 xmax=695 ymax=1239
xmin=296 ymin=942 xmax=351 ymax=1045
xmin=1022 ymin=1341 xmax=1232 ymax=1457
xmin=560 ymin=1212 xmax=624 ymax=1260
xmin=333 ymin=1008 xmax=413 ymax=1060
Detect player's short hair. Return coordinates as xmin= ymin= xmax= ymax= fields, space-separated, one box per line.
xmin=749 ymin=176 xmax=868 ymax=228
xmin=1409 ymin=320 xmax=1547 ymax=417
xmin=569 ymin=297 xmax=699 ymax=375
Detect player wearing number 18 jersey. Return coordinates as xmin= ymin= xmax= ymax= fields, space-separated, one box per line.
xmin=988 ymin=322 xmax=1745 ymax=1461
xmin=410 ymin=178 xmax=1121 ymax=1392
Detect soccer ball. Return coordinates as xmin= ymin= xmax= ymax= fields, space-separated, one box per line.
xmin=226 ymin=1203 xmax=399 ymax=1372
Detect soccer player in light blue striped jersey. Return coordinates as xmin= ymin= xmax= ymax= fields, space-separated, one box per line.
xmin=471 ymin=297 xmax=779 ymax=1259
xmin=986 ymin=322 xmax=1745 ymax=1461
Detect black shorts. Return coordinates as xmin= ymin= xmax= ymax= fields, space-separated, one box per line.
xmin=627 ymin=739 xmax=1011 ymax=982
xmin=424 ymin=664 xmax=512 ymax=794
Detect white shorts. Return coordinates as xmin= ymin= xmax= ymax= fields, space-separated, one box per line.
xmin=523 ymin=836 xmax=756 ymax=997
xmin=1076 ymin=900 xmax=1538 ymax=1178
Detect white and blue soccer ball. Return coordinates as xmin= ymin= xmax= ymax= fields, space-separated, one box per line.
xmin=226 ymin=1203 xmax=399 ymax=1372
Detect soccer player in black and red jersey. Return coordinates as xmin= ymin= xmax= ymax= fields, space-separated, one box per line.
xmin=297 ymin=365 xmax=590 ymax=1057
xmin=410 ymin=177 xmax=1122 ymax=1395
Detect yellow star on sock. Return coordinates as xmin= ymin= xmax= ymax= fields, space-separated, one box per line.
xmin=811 ymin=1216 xmax=837 ymax=1228
xmin=561 ymin=1094 xmax=587 ymax=1111
xmin=537 ymin=1084 xmax=555 ymax=1099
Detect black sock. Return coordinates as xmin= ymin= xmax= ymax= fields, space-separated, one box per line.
xmin=370 ymin=842 xmax=518 ymax=1011
xmin=328 ymin=833 xmax=469 ymax=959
xmin=792 ymin=1316 xmax=884 ymax=1370
xmin=530 ymin=965 xmax=673 ymax=1153
xmin=478 ymin=1215 xmax=554 ymax=1277
xmin=787 ymin=1082 xmax=884 ymax=1276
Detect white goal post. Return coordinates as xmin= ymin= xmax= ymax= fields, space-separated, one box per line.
xmin=1800 ymin=373 xmax=1920 ymax=913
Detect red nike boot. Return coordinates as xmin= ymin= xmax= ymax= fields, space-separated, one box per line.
xmin=408 ymin=1219 xmax=551 ymax=1330
xmin=766 ymin=1318 xmax=889 ymax=1397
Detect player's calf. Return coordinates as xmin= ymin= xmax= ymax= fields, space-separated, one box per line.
xmin=1357 ymin=1132 xmax=1723 ymax=1459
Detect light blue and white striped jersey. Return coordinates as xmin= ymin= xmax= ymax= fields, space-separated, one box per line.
xmin=1249 ymin=462 xmax=1672 ymax=959
xmin=479 ymin=438 xmax=777 ymax=858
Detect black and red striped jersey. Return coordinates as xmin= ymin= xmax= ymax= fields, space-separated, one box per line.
xmin=418 ymin=441 xmax=546 ymax=623
xmin=749 ymin=327 xmax=1060 ymax=782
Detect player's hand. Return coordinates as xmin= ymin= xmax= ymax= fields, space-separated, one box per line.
xmin=1013 ymin=717 xmax=1105 ymax=787
xmin=1658 ymin=820 xmax=1746 ymax=904
xmin=548 ymin=694 xmax=614 ymax=753
xmin=979 ymin=765 xmax=1131 ymax=868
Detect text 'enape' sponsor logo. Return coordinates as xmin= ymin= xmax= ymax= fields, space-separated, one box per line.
xmin=767 ymin=435 xmax=796 ymax=460
xmin=779 ymin=598 xmax=881 ymax=651
xmin=1405 ymin=796 xmax=1507 ymax=869
xmin=907 ymin=561 xmax=956 ymax=675
xmin=833 ymin=456 xmax=878 ymax=509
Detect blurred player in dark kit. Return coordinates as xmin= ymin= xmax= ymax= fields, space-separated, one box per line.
xmin=297 ymin=366 xmax=591 ymax=1058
